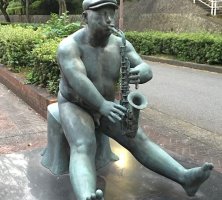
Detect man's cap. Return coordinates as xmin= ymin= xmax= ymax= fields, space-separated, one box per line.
xmin=82 ymin=0 xmax=118 ymax=10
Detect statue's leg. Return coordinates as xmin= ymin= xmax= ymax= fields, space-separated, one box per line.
xmin=58 ymin=95 xmax=97 ymax=200
xmin=95 ymin=131 xmax=119 ymax=169
xmin=101 ymin=119 xmax=213 ymax=197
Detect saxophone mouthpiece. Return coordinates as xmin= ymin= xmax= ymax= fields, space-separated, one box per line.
xmin=108 ymin=25 xmax=117 ymax=33
xmin=108 ymin=26 xmax=125 ymax=40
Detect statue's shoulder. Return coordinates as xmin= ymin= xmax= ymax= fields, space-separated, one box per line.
xmin=58 ymin=29 xmax=84 ymax=56
xmin=109 ymin=34 xmax=122 ymax=45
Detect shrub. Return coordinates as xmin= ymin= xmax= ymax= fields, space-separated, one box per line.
xmin=0 ymin=25 xmax=44 ymax=71
xmin=0 ymin=13 xmax=81 ymax=93
xmin=126 ymin=31 xmax=222 ymax=65
xmin=40 ymin=12 xmax=81 ymax=39
xmin=28 ymin=38 xmax=61 ymax=94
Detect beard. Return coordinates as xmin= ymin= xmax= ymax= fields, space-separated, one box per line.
xmin=94 ymin=27 xmax=111 ymax=40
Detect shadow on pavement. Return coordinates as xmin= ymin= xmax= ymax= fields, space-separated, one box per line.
xmin=0 ymin=140 xmax=221 ymax=200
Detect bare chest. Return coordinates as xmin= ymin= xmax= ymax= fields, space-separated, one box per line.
xmin=81 ymin=44 xmax=121 ymax=83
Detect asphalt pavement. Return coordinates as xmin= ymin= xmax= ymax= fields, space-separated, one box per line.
xmin=141 ymin=60 xmax=222 ymax=135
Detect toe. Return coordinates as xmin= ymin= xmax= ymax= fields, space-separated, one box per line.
xmin=203 ymin=163 xmax=214 ymax=171
xmin=91 ymin=193 xmax=96 ymax=200
xmin=96 ymin=189 xmax=103 ymax=199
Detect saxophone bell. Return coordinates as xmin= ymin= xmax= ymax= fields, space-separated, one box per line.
xmin=127 ymin=91 xmax=148 ymax=110
xmin=122 ymin=91 xmax=148 ymax=138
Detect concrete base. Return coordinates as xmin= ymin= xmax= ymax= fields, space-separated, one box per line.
xmin=0 ymin=140 xmax=221 ymax=200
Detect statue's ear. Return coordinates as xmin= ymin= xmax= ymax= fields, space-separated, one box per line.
xmin=82 ymin=11 xmax=88 ymax=23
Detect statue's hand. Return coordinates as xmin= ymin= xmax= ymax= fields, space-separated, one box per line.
xmin=99 ymin=100 xmax=126 ymax=123
xmin=129 ymin=68 xmax=140 ymax=85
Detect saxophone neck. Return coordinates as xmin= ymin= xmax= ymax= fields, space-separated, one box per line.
xmin=108 ymin=26 xmax=126 ymax=46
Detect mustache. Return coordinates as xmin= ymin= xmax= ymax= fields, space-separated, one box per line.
xmin=107 ymin=24 xmax=115 ymax=29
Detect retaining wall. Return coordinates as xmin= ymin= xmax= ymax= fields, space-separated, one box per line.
xmin=0 ymin=14 xmax=82 ymax=23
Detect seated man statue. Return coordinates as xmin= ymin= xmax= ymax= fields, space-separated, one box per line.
xmin=42 ymin=0 xmax=213 ymax=199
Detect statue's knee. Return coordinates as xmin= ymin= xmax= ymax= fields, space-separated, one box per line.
xmin=133 ymin=127 xmax=150 ymax=146
xmin=47 ymin=103 xmax=60 ymax=123
xmin=72 ymin=138 xmax=96 ymax=155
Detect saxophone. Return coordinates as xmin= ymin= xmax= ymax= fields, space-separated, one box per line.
xmin=109 ymin=26 xmax=148 ymax=138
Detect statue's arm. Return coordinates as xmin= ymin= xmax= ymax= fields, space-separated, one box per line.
xmin=126 ymin=40 xmax=153 ymax=84
xmin=57 ymin=38 xmax=105 ymax=111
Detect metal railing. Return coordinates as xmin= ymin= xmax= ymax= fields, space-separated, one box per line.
xmin=193 ymin=0 xmax=222 ymax=15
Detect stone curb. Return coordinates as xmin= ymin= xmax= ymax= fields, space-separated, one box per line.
xmin=142 ymin=55 xmax=222 ymax=74
xmin=0 ymin=65 xmax=57 ymax=118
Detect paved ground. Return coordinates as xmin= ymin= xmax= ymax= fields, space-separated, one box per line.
xmin=1 ymin=147 xmax=222 ymax=200
xmin=0 ymin=63 xmax=222 ymax=199
xmin=142 ymin=61 xmax=222 ymax=135
xmin=0 ymin=83 xmax=47 ymax=153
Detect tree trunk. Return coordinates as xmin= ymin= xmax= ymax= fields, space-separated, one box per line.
xmin=26 ymin=0 xmax=30 ymax=22
xmin=0 ymin=0 xmax=10 ymax=22
xmin=0 ymin=8 xmax=10 ymax=22
xmin=58 ymin=0 xmax=67 ymax=16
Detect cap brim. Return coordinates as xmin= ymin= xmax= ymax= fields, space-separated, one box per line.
xmin=88 ymin=2 xmax=118 ymax=10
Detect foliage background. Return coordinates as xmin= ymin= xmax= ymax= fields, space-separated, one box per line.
xmin=126 ymin=31 xmax=222 ymax=65
xmin=0 ymin=13 xmax=80 ymax=94
xmin=0 ymin=13 xmax=222 ymax=94
xmin=5 ymin=0 xmax=83 ymax=15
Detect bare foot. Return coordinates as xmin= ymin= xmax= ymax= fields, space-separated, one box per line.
xmin=182 ymin=162 xmax=213 ymax=196
xmin=86 ymin=189 xmax=104 ymax=200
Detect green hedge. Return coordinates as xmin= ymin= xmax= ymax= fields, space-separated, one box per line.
xmin=126 ymin=31 xmax=222 ymax=65
xmin=28 ymin=38 xmax=61 ymax=94
xmin=0 ymin=25 xmax=44 ymax=71
xmin=1 ymin=22 xmax=222 ymax=95
xmin=0 ymin=13 xmax=81 ymax=94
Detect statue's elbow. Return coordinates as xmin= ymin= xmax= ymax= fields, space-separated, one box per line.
xmin=140 ymin=70 xmax=152 ymax=84
xmin=143 ymin=69 xmax=153 ymax=83
xmin=147 ymin=69 xmax=153 ymax=81
xmin=139 ymin=63 xmax=153 ymax=83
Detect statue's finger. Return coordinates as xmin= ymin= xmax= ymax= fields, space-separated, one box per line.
xmin=112 ymin=107 xmax=125 ymax=117
xmin=114 ymin=104 xmax=127 ymax=112
xmin=129 ymin=79 xmax=140 ymax=84
xmin=108 ymin=115 xmax=116 ymax=123
xmin=111 ymin=112 xmax=121 ymax=121
xmin=130 ymin=68 xmax=139 ymax=74
xmin=129 ymin=75 xmax=140 ymax=79
xmin=91 ymin=193 xmax=96 ymax=200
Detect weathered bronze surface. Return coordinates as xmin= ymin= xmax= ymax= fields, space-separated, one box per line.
xmin=42 ymin=0 xmax=214 ymax=199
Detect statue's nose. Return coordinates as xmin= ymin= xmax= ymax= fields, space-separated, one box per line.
xmin=106 ymin=16 xmax=112 ymax=24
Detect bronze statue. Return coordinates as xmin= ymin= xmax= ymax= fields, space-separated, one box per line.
xmin=41 ymin=0 xmax=214 ymax=199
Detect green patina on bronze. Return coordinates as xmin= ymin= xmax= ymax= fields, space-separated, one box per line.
xmin=41 ymin=0 xmax=214 ymax=199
